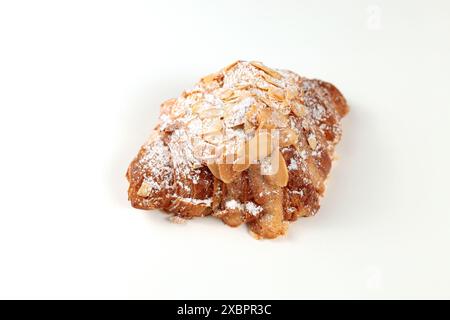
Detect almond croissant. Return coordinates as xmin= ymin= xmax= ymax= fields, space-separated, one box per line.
xmin=126 ymin=61 xmax=348 ymax=239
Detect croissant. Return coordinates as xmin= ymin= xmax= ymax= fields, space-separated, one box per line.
xmin=126 ymin=61 xmax=348 ymax=239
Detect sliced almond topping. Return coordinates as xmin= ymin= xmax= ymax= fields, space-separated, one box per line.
xmin=286 ymin=87 xmax=298 ymax=101
xmin=261 ymin=72 xmax=283 ymax=88
xmin=270 ymin=110 xmax=288 ymax=128
xmin=218 ymin=163 xmax=238 ymax=184
xmin=193 ymin=140 xmax=219 ymax=161
xmin=182 ymin=89 xmax=202 ymax=98
xmin=137 ymin=181 xmax=152 ymax=197
xmin=192 ymin=162 xmax=204 ymax=169
xmin=223 ymin=97 xmax=254 ymax=128
xmin=191 ymin=101 xmax=204 ymax=114
xmin=245 ymin=104 xmax=259 ymax=125
xmin=258 ymin=95 xmax=274 ymax=108
xmin=198 ymin=107 xmax=224 ymax=119
xmin=250 ymin=61 xmax=282 ymax=79
xmin=161 ymin=98 xmax=176 ymax=109
xmin=256 ymin=80 xmax=270 ymax=91
xmin=291 ymin=102 xmax=307 ymax=117
xmin=233 ymin=160 xmax=251 ymax=173
xmin=233 ymin=141 xmax=250 ymax=172
xmin=192 ymin=102 xmax=224 ymax=119
xmin=160 ymin=98 xmax=177 ymax=118
xmin=203 ymin=131 xmax=223 ymax=145
xmin=280 ymin=128 xmax=299 ymax=147
xmin=306 ymin=156 xmax=325 ymax=193
xmin=170 ymin=104 xmax=185 ymax=118
xmin=236 ymin=83 xmax=252 ymax=90
xmin=268 ymin=87 xmax=285 ymax=101
xmin=278 ymin=101 xmax=292 ymax=116
xmin=256 ymin=108 xmax=274 ymax=129
xmin=223 ymin=60 xmax=241 ymax=72
xmin=244 ymin=119 xmax=257 ymax=135
xmin=224 ymin=96 xmax=242 ymax=104
xmin=256 ymin=108 xmax=288 ymax=129
xmin=307 ymin=134 xmax=318 ymax=150
xmin=263 ymin=151 xmax=289 ymax=187
xmin=207 ymin=163 xmax=221 ymax=180
xmin=220 ymin=89 xmax=234 ymax=100
xmin=248 ymin=130 xmax=275 ymax=162
xmin=224 ymin=111 xmax=245 ymax=128
xmin=276 ymin=151 xmax=289 ymax=187
xmin=201 ymin=118 xmax=223 ymax=134
xmin=201 ymin=72 xmax=218 ymax=84
xmin=222 ymin=92 xmax=244 ymax=106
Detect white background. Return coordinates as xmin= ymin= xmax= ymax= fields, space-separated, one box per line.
xmin=0 ymin=0 xmax=449 ymax=299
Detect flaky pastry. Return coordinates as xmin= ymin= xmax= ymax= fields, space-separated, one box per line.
xmin=126 ymin=61 xmax=348 ymax=239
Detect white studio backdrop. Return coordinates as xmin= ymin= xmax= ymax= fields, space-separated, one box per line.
xmin=0 ymin=0 xmax=449 ymax=299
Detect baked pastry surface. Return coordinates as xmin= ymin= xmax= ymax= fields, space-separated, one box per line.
xmin=126 ymin=61 xmax=348 ymax=239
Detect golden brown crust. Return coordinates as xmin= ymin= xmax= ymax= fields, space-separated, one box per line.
xmin=126 ymin=61 xmax=348 ymax=239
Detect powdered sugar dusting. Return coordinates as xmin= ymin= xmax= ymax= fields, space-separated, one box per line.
xmin=288 ymin=158 xmax=298 ymax=171
xmin=245 ymin=202 xmax=263 ymax=216
xmin=225 ymin=199 xmax=263 ymax=216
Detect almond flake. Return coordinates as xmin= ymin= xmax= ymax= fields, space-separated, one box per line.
xmin=248 ymin=130 xmax=275 ymax=162
xmin=198 ymin=107 xmax=224 ymax=119
xmin=279 ymin=128 xmax=298 ymax=147
xmin=191 ymin=101 xmax=204 ymax=114
xmin=224 ymin=97 xmax=254 ymax=128
xmin=278 ymin=101 xmax=291 ymax=115
xmin=182 ymin=89 xmax=202 ymax=98
xmin=307 ymin=134 xmax=318 ymax=150
xmin=161 ymin=98 xmax=176 ymax=109
xmin=245 ymin=104 xmax=259 ymax=125
xmin=223 ymin=60 xmax=241 ymax=72
xmin=262 ymin=72 xmax=283 ymax=87
xmin=264 ymin=151 xmax=289 ymax=187
xmin=250 ymin=61 xmax=282 ymax=79
xmin=233 ymin=141 xmax=250 ymax=172
xmin=201 ymin=118 xmax=223 ymax=134
xmin=268 ymin=87 xmax=285 ymax=101
xmin=203 ymin=131 xmax=223 ymax=145
xmin=192 ymin=101 xmax=223 ymax=119
xmin=258 ymin=96 xmax=274 ymax=108
xmin=218 ymin=163 xmax=238 ymax=184
xmin=193 ymin=140 xmax=220 ymax=161
xmin=160 ymin=98 xmax=177 ymax=117
xmin=256 ymin=81 xmax=270 ymax=91
xmin=270 ymin=110 xmax=288 ymax=128
xmin=235 ymin=83 xmax=252 ymax=90
xmin=286 ymin=87 xmax=298 ymax=100
xmin=207 ymin=163 xmax=221 ymax=180
xmin=256 ymin=108 xmax=273 ymax=129
xmin=137 ymin=181 xmax=152 ymax=197
xmin=220 ymin=89 xmax=234 ymax=100
xmin=256 ymin=108 xmax=288 ymax=129
xmin=292 ymin=102 xmax=306 ymax=117
xmin=170 ymin=104 xmax=185 ymax=118
xmin=201 ymin=73 xmax=218 ymax=83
